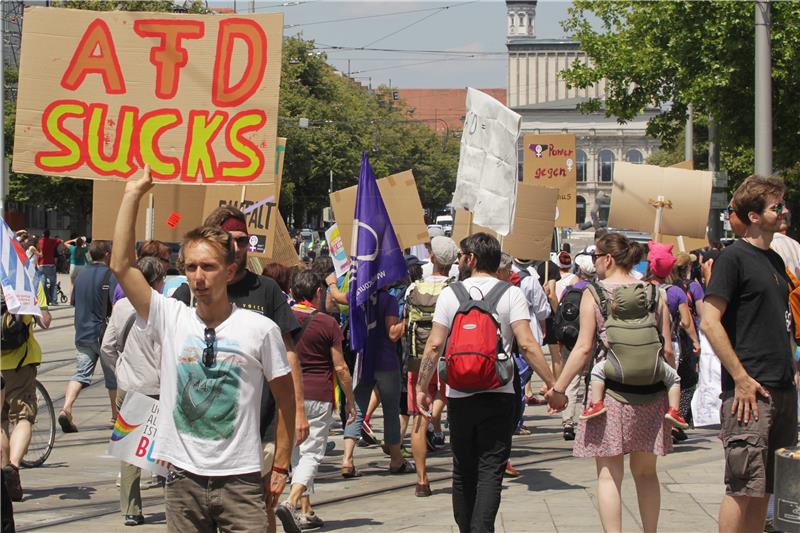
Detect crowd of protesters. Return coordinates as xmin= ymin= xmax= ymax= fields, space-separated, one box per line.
xmin=1 ymin=170 xmax=798 ymax=533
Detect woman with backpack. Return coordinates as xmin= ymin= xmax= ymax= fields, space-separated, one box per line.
xmin=546 ymin=232 xmax=675 ymax=533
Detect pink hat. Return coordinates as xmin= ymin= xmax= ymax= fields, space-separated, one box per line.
xmin=647 ymin=241 xmax=676 ymax=279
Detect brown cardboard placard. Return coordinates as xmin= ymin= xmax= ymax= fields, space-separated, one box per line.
xmin=202 ymin=183 xmax=279 ymax=258
xmin=268 ymin=214 xmax=303 ymax=268
xmin=451 ymin=183 xmax=557 ymax=261
xmin=522 ymin=134 xmax=577 ymax=227
xmin=501 ymin=184 xmax=558 ymax=260
xmin=92 ymin=138 xmax=286 ymax=246
xmin=659 ymin=160 xmax=706 ymax=250
xmin=329 ymin=170 xmax=428 ymax=256
xmin=451 ymin=208 xmax=496 ymax=245
xmin=92 ymin=181 xmax=206 ymax=241
xmin=13 ymin=8 xmax=283 ymax=184
xmin=608 ymin=162 xmax=712 ymax=239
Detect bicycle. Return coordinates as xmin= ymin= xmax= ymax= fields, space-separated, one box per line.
xmin=55 ymin=281 xmax=68 ymax=304
xmin=20 ymin=379 xmax=56 ymax=468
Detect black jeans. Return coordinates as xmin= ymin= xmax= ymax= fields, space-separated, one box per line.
xmin=449 ymin=392 xmax=516 ymax=533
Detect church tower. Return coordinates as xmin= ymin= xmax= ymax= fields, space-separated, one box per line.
xmin=507 ymin=0 xmax=536 ymax=40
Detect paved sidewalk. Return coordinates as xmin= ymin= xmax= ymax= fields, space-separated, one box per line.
xmin=11 ymin=292 xmax=727 ymax=532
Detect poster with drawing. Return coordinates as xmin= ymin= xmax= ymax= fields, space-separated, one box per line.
xmin=522 ymin=134 xmax=577 ymax=227
xmin=108 ymin=392 xmax=168 ymax=476
xmin=451 ymin=88 xmax=521 ymax=236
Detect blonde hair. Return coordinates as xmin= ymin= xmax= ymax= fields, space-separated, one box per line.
xmin=177 ymin=226 xmax=235 ymax=270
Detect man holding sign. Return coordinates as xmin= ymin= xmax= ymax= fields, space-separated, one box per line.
xmin=110 ymin=166 xmax=296 ymax=531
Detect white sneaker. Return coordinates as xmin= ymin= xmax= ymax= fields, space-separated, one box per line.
xmin=275 ymin=501 xmax=302 ymax=533
xmin=298 ymin=512 xmax=324 ymax=530
xmin=115 ymin=472 xmax=121 ymax=487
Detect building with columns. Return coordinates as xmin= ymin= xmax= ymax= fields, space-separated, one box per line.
xmin=506 ymin=0 xmax=659 ymax=226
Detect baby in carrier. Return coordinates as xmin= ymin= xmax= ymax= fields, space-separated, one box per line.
xmin=578 ymin=281 xmax=688 ymax=429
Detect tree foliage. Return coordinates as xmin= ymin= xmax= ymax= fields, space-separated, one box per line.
xmin=560 ymin=0 xmax=800 ymax=194
xmin=277 ymin=37 xmax=458 ymax=225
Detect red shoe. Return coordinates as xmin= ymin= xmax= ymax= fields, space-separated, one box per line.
xmin=665 ymin=408 xmax=689 ymax=429
xmin=525 ymin=395 xmax=545 ymax=406
xmin=579 ymin=401 xmax=607 ymax=420
xmin=504 ymin=462 xmax=520 ymax=477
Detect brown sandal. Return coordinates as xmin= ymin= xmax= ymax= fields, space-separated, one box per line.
xmin=340 ymin=465 xmax=361 ymax=478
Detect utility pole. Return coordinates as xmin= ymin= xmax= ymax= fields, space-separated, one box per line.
xmin=684 ymin=104 xmax=693 ymax=164
xmin=755 ymin=0 xmax=772 ymax=176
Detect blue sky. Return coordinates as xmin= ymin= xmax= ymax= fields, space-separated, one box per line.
xmin=211 ymin=1 xmax=574 ymax=89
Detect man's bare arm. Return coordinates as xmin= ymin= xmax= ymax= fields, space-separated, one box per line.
xmin=109 ymin=166 xmax=154 ymax=321
xmin=512 ymin=320 xmax=556 ymax=389
xmin=282 ymin=333 xmax=309 ymax=445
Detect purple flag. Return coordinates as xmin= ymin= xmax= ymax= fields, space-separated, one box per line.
xmin=348 ymin=153 xmax=408 ymax=381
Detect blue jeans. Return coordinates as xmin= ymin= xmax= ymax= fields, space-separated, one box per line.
xmin=72 ymin=343 xmax=117 ymax=389
xmin=514 ymin=354 xmax=533 ymax=431
xmin=343 ymin=370 xmax=402 ymax=446
xmin=40 ymin=265 xmax=57 ymax=305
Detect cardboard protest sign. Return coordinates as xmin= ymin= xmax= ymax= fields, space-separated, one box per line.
xmin=451 ymin=88 xmax=521 ymax=235
xmin=608 ymin=162 xmax=712 ymax=239
xmin=659 ymin=160 xmax=708 ymax=251
xmin=329 ymin=170 xmax=428 ymax=256
xmin=451 ymin=183 xmax=557 ymax=261
xmin=269 ymin=215 xmax=303 ymax=268
xmin=202 ymin=184 xmax=279 ymax=258
xmin=108 ymin=392 xmax=168 ymax=476
xmin=325 ymin=224 xmax=350 ymax=277
xmin=92 ymin=180 xmax=206 ymax=242
xmin=91 ymin=138 xmax=286 ymax=245
xmin=13 ymin=8 xmax=283 ymax=184
xmin=522 ymin=134 xmax=577 ymax=227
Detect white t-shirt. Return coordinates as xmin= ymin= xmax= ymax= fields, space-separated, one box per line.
xmin=772 ymin=232 xmax=800 ymax=281
xmin=433 ymin=276 xmax=530 ymax=398
xmin=100 ymin=297 xmax=161 ymax=396
xmin=422 ymin=261 xmax=459 ymax=279
xmin=555 ymin=273 xmax=577 ymax=302
xmin=144 ymin=290 xmax=290 ymax=476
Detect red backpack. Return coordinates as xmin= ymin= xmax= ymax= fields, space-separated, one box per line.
xmin=439 ymin=281 xmax=515 ymax=393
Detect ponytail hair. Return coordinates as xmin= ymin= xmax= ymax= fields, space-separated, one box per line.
xmin=596 ymin=233 xmax=643 ymax=270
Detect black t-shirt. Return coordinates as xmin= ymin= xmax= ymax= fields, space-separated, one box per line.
xmin=172 ymin=271 xmax=301 ymax=437
xmin=705 ymin=239 xmax=794 ymax=391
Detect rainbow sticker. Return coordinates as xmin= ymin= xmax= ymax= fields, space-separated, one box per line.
xmin=110 ymin=414 xmax=142 ymax=442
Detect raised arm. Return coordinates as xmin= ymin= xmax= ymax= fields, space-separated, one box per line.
xmin=110 ymin=166 xmax=154 ymax=321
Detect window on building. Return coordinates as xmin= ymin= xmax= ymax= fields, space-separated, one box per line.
xmin=599 ymin=195 xmax=611 ymax=224
xmin=598 ymin=150 xmax=615 ymax=182
xmin=508 ymin=14 xmax=514 ymax=30
xmin=625 ymin=149 xmax=643 ymax=164
xmin=576 ymin=149 xmax=587 ymax=182
xmin=518 ymin=13 xmax=525 ymax=27
xmin=576 ymin=195 xmax=586 ymax=225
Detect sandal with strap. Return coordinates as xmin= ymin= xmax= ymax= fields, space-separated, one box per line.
xmin=389 ymin=460 xmax=416 ymax=474
xmin=340 ymin=465 xmax=361 ymax=478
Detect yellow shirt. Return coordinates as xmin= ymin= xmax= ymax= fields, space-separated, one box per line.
xmin=1 ymin=283 xmax=48 ymax=370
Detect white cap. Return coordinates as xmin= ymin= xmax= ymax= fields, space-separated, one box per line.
xmin=430 ymin=236 xmax=458 ymax=266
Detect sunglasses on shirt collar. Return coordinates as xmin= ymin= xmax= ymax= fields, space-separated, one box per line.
xmin=203 ymin=327 xmax=216 ymax=368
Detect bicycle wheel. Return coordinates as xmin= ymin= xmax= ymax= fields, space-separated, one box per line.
xmin=59 ymin=291 xmax=68 ymax=304
xmin=21 ymin=380 xmax=56 ymax=468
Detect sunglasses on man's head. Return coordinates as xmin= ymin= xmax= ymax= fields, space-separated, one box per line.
xmin=203 ymin=327 xmax=216 ymax=368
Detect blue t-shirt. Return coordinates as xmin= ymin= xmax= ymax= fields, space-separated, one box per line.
xmin=365 ymin=290 xmax=400 ymax=372
xmin=73 ymin=263 xmax=117 ymax=345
